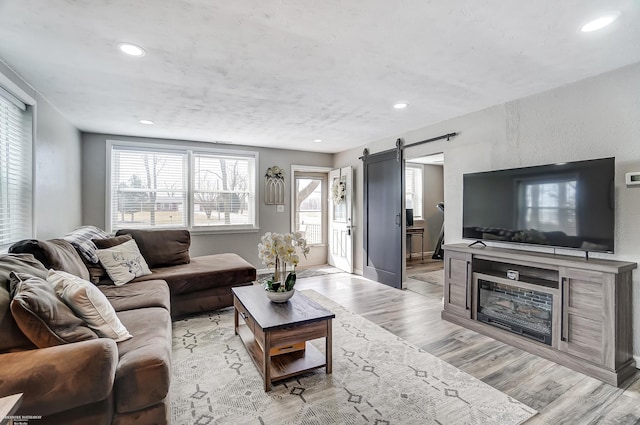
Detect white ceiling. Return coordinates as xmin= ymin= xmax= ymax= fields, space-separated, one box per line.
xmin=0 ymin=1 xmax=639 ymax=154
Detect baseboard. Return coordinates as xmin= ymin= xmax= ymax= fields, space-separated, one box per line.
xmin=407 ymin=251 xmax=436 ymax=259
xmin=354 ymin=268 xmax=363 ymax=276
xmin=632 ymin=355 xmax=640 ymax=368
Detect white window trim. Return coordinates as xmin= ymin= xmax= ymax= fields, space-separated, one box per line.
xmin=106 ymin=139 xmax=260 ymax=234
xmin=405 ymin=163 xmax=423 ymax=219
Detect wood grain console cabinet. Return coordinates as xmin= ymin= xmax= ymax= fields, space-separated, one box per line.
xmin=442 ymin=243 xmax=637 ymax=386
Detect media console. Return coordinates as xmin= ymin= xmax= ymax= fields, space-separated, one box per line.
xmin=442 ymin=243 xmax=637 ymax=386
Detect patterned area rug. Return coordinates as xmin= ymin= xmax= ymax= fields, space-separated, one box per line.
xmin=256 ymin=265 xmax=344 ymax=284
xmin=409 ymin=269 xmax=445 ymax=286
xmin=170 ymin=290 xmax=536 ymax=424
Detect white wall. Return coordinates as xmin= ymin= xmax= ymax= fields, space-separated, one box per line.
xmin=81 ymin=133 xmax=334 ymax=267
xmin=0 ymin=61 xmax=82 ymax=239
xmin=335 ymin=61 xmax=640 ymax=356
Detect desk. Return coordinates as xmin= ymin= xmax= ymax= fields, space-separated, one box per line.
xmin=406 ymin=227 xmax=424 ymax=260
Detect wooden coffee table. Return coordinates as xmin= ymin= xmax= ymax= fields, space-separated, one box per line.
xmin=232 ymin=285 xmax=335 ymax=391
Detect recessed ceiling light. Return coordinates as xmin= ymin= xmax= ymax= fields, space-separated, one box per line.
xmin=313 ymin=139 xmax=323 ymax=143
xmin=393 ymin=103 xmax=408 ymax=109
xmin=580 ymin=13 xmax=620 ymax=32
xmin=119 ymin=43 xmax=146 ymax=57
xmin=139 ymin=119 xmax=154 ymax=125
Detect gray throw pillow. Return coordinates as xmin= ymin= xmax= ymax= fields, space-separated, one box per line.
xmin=9 ymin=272 xmax=98 ymax=348
xmin=0 ymin=254 xmax=49 ymax=352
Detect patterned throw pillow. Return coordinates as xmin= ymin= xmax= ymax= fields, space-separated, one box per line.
xmin=85 ymin=235 xmax=133 ymax=285
xmin=62 ymin=226 xmax=109 ymax=264
xmin=47 ymin=269 xmax=132 ymax=342
xmin=95 ymin=239 xmax=152 ymax=286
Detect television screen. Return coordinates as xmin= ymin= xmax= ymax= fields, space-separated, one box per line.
xmin=463 ymin=157 xmax=615 ymax=253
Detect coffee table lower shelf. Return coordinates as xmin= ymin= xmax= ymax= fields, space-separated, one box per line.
xmin=237 ymin=324 xmax=327 ymax=389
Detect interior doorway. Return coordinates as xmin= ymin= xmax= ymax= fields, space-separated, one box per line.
xmin=403 ymin=153 xmax=445 ymax=288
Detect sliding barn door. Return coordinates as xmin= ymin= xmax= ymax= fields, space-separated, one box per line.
xmin=363 ymin=149 xmax=403 ymax=288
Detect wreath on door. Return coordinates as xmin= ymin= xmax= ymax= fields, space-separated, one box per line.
xmin=331 ymin=180 xmax=346 ymax=205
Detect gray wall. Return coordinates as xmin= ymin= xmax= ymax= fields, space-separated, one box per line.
xmin=81 ymin=133 xmax=333 ymax=267
xmin=335 ymin=61 xmax=640 ymax=356
xmin=0 ymin=61 xmax=82 ymax=240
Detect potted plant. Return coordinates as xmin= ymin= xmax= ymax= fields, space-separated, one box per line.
xmin=257 ymin=231 xmax=309 ymax=302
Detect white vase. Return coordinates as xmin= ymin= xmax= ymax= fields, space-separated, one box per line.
xmin=265 ymin=288 xmax=295 ymax=303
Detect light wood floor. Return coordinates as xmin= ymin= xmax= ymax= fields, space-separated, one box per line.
xmin=295 ymin=271 xmax=640 ymax=424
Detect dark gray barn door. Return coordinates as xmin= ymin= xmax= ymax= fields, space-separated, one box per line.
xmin=363 ymin=148 xmax=403 ymax=288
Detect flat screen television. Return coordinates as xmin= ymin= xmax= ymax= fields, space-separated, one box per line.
xmin=462 ymin=157 xmax=615 ymax=253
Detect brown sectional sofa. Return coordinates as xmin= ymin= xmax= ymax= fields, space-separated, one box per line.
xmin=0 ymin=228 xmax=256 ymax=425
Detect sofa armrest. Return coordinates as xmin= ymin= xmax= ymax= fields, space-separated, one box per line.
xmin=0 ymin=338 xmax=118 ymax=417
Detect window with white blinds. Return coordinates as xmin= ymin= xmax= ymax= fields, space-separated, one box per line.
xmin=193 ymin=153 xmax=255 ymax=228
xmin=109 ymin=142 xmax=257 ymax=232
xmin=0 ymin=89 xmax=32 ymax=249
xmin=405 ymin=164 xmax=423 ymax=218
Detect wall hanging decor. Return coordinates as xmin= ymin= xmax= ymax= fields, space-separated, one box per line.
xmin=331 ymin=179 xmax=346 ymax=205
xmin=265 ymin=165 xmax=285 ymax=205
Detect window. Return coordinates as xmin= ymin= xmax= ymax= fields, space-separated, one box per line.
xmin=108 ymin=142 xmax=257 ymax=232
xmin=405 ymin=164 xmax=423 ymax=218
xmin=0 ymin=88 xmax=32 ymax=249
xmin=193 ymin=153 xmax=255 ymax=228
xmin=294 ymin=173 xmax=326 ymax=245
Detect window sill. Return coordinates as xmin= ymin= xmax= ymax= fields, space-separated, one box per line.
xmin=190 ymin=226 xmax=260 ymax=236
xmin=111 ymin=225 xmax=260 ymax=236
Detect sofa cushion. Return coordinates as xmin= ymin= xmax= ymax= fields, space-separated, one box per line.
xmin=116 ymin=229 xmax=190 ymax=268
xmin=9 ymin=272 xmax=98 ymax=348
xmin=9 ymin=239 xmax=90 ymax=281
xmin=48 ymin=270 xmax=132 ymax=342
xmin=62 ymin=225 xmax=110 ymax=264
xmin=99 ymin=279 xmax=170 ymax=312
xmin=0 ymin=254 xmax=47 ymax=352
xmin=96 ymin=240 xmax=152 ymax=286
xmin=85 ymin=235 xmax=133 ymax=285
xmin=132 ymin=253 xmax=256 ymax=296
xmin=114 ymin=307 xmax=171 ymax=414
xmin=94 ymin=234 xmax=133 ymax=250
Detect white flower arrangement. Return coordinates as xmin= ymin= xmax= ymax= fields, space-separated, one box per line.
xmin=331 ymin=180 xmax=346 ymax=205
xmin=265 ymin=165 xmax=284 ymax=179
xmin=257 ymin=231 xmax=310 ymax=292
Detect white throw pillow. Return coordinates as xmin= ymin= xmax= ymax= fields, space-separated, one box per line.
xmin=95 ymin=239 xmax=151 ymax=286
xmin=47 ymin=269 xmax=132 ymax=342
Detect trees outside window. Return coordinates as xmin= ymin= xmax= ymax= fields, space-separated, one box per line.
xmin=109 ymin=143 xmax=257 ymax=232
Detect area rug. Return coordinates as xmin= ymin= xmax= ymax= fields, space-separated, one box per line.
xmin=409 ymin=269 xmax=444 ymax=286
xmin=256 ymin=265 xmax=344 ymax=284
xmin=170 ymin=290 xmax=536 ymax=424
